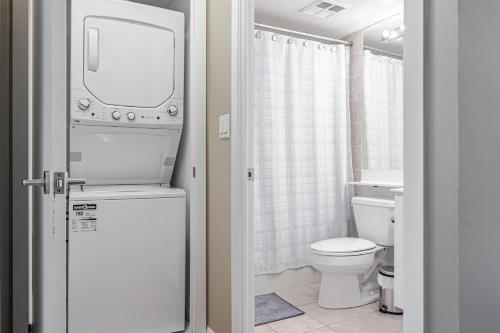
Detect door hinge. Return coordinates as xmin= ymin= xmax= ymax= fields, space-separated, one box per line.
xmin=28 ymin=323 xmax=33 ymax=333
xmin=193 ymin=166 xmax=196 ymax=178
xmin=247 ymin=168 xmax=254 ymax=181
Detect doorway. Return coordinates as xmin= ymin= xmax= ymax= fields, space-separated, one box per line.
xmin=231 ymin=0 xmax=424 ymax=332
xmin=8 ymin=1 xmax=207 ymax=332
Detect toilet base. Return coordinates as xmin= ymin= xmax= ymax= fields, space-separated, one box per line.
xmin=317 ymin=273 xmax=379 ymax=309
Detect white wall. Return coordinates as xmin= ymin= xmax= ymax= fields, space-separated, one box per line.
xmin=129 ymin=0 xmax=193 ymax=324
xmin=168 ymin=0 xmax=192 ymax=322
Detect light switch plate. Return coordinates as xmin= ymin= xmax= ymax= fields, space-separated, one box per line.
xmin=218 ymin=113 xmax=230 ymax=139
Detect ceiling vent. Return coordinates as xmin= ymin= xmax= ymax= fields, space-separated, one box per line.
xmin=299 ymin=0 xmax=351 ymax=19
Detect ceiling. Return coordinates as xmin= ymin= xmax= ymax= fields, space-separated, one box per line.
xmin=255 ymin=0 xmax=403 ymax=39
xmin=363 ymin=13 xmax=404 ymax=55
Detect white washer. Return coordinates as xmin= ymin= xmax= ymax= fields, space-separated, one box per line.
xmin=68 ymin=186 xmax=186 ymax=333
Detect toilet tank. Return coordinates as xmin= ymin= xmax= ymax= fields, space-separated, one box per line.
xmin=352 ymin=197 xmax=395 ymax=246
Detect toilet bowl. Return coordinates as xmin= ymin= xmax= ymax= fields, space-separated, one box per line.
xmin=308 ymin=197 xmax=395 ymax=309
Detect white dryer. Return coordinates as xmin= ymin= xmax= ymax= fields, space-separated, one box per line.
xmin=71 ymin=0 xmax=184 ymax=129
xmin=70 ymin=0 xmax=185 ymax=186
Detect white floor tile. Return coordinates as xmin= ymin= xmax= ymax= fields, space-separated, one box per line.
xmin=275 ymin=285 xmax=319 ymax=307
xmin=267 ymin=314 xmax=324 ymax=333
xmin=257 ymin=284 xmax=402 ymax=333
xmin=328 ymin=311 xmax=402 ymax=333
xmin=307 ymin=283 xmax=321 ymax=293
xmin=299 ymin=303 xmax=363 ymax=326
xmin=354 ymin=301 xmax=380 ymax=315
xmin=307 ymin=327 xmax=337 ymax=333
xmin=254 ymin=324 xmax=276 ymax=333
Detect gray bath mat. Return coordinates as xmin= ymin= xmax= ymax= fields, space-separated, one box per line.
xmin=255 ymin=293 xmax=304 ymax=326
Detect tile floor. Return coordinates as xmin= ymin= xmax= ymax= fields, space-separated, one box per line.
xmin=256 ymin=283 xmax=403 ymax=333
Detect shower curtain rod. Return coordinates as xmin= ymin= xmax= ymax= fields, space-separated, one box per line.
xmin=254 ymin=23 xmax=352 ymax=46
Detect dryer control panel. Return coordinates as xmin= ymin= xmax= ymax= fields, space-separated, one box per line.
xmin=71 ymin=89 xmax=183 ymax=128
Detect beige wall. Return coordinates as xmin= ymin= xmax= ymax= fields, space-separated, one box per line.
xmin=345 ymin=31 xmax=364 ymax=183
xmin=206 ymin=0 xmax=232 ymax=332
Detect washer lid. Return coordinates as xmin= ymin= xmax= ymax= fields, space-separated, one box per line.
xmin=310 ymin=237 xmax=376 ymax=254
xmin=70 ymin=125 xmax=181 ymax=185
xmin=69 ymin=185 xmax=186 ymax=200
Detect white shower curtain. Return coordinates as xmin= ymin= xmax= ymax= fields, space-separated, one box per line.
xmin=253 ymin=30 xmax=354 ymax=275
xmin=363 ymin=50 xmax=404 ymax=170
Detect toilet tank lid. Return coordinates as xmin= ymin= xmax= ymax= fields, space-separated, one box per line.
xmin=310 ymin=237 xmax=376 ymax=254
xmin=351 ymin=196 xmax=395 ymax=208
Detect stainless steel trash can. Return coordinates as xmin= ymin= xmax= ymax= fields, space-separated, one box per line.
xmin=378 ymin=266 xmax=403 ymax=315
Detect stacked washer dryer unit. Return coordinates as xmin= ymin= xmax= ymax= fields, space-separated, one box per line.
xmin=68 ymin=1 xmax=186 ymax=332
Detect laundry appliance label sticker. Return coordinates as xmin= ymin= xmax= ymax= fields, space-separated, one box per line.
xmin=71 ymin=203 xmax=97 ymax=232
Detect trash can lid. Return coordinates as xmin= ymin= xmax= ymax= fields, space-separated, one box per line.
xmin=379 ymin=265 xmax=394 ymax=277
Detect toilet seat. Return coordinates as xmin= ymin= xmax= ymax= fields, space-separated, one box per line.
xmin=310 ymin=237 xmax=378 ymax=257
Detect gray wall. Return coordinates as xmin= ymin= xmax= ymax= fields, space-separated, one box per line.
xmin=426 ymin=0 xmax=500 ymax=332
xmin=424 ymin=0 xmax=460 ymax=332
xmin=458 ymin=1 xmax=500 ymax=332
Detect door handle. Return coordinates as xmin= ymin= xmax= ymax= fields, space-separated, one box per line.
xmin=87 ymin=28 xmax=99 ymax=72
xmin=53 ymin=172 xmax=87 ymax=194
xmin=22 ymin=170 xmax=50 ymax=194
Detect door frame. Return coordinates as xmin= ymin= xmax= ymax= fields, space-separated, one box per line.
xmin=230 ymin=1 xmax=425 ymax=333
xmin=11 ymin=0 xmax=33 ymax=331
xmin=230 ymin=0 xmax=255 ymax=332
xmin=10 ymin=0 xmax=207 ymax=332
xmin=186 ymin=0 xmax=207 ymax=332
xmin=0 ymin=0 xmax=10 ymax=328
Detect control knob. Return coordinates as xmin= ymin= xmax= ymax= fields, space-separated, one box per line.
xmin=77 ymin=98 xmax=90 ymax=111
xmin=127 ymin=112 xmax=136 ymax=121
xmin=167 ymin=105 xmax=178 ymax=117
xmin=111 ymin=111 xmax=121 ymax=120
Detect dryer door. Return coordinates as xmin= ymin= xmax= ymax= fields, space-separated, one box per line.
xmin=83 ymin=17 xmax=175 ymax=108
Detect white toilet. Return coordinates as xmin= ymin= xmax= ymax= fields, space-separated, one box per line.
xmin=308 ymin=196 xmax=395 ymax=309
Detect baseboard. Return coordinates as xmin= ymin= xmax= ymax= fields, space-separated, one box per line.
xmin=207 ymin=327 xmax=216 ymax=333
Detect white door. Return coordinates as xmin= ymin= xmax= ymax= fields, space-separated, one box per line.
xmin=12 ymin=1 xmax=69 ymax=333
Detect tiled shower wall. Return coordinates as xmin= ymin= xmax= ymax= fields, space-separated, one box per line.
xmin=344 ymin=31 xmax=364 ymax=236
xmin=345 ymin=30 xmax=364 ymax=183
